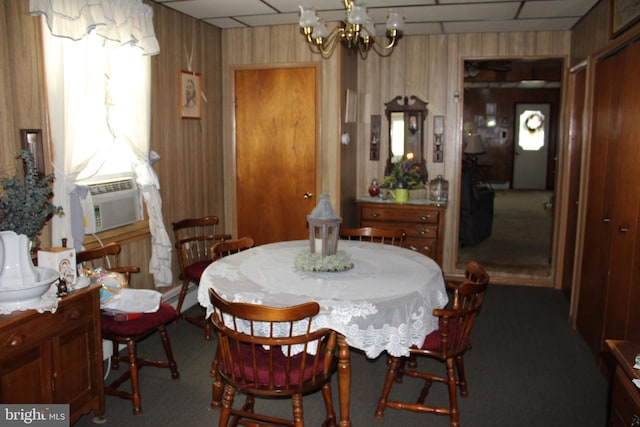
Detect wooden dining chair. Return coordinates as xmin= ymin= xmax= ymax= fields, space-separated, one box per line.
xmin=210 ymin=236 xmax=255 ymax=260
xmin=375 ymin=262 xmax=489 ymax=426
xmin=339 ymin=226 xmax=406 ymax=247
xmin=208 ymin=288 xmax=338 ymax=427
xmin=172 ymin=216 xmax=231 ymax=339
xmin=77 ymin=243 xmax=179 ymax=415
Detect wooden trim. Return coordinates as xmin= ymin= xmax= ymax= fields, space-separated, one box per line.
xmin=82 ymin=220 xmax=150 ymax=250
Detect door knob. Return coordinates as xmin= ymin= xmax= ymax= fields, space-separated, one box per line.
xmin=619 ymin=226 xmax=628 ymax=233
xmin=303 ymin=192 xmax=313 ymax=199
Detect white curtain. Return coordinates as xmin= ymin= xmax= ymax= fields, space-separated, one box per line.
xmin=30 ymin=0 xmax=173 ymax=287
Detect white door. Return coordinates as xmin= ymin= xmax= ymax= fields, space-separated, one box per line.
xmin=513 ymin=104 xmax=550 ymax=189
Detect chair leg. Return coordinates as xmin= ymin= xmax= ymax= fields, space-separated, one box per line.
xmin=455 ymin=355 xmax=469 ymax=397
xmin=218 ymin=383 xmax=235 ymax=427
xmin=320 ymin=383 xmax=336 ymax=427
xmin=176 ymin=279 xmax=190 ymax=317
xmin=375 ymin=355 xmax=401 ymax=418
xmin=445 ymin=358 xmax=460 ymax=427
xmin=158 ymin=325 xmax=179 ymax=379
xmin=210 ymin=348 xmax=223 ymax=408
xmin=126 ymin=339 xmax=143 ymax=415
xmin=292 ymin=393 xmax=304 ymax=427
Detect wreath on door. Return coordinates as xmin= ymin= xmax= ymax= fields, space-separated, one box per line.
xmin=525 ymin=112 xmax=544 ymax=134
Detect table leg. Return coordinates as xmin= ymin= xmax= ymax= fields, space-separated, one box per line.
xmin=337 ymin=334 xmax=352 ymax=427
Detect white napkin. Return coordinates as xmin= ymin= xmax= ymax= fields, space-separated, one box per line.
xmin=102 ymin=288 xmax=161 ymax=313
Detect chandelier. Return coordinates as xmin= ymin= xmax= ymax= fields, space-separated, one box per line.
xmin=298 ymin=1 xmax=404 ymax=59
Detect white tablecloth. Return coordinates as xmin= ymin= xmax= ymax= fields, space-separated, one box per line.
xmin=198 ymin=240 xmax=448 ymax=358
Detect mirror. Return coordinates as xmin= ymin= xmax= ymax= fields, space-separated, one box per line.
xmin=385 ymin=95 xmax=428 ymax=169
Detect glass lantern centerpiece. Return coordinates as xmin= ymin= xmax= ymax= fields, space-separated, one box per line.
xmin=295 ymin=193 xmax=353 ymax=272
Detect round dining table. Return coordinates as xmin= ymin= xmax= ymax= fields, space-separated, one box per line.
xmin=198 ymin=239 xmax=448 ymax=427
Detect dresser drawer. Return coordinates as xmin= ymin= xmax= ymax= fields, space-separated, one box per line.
xmin=404 ymin=237 xmax=437 ymax=258
xmin=360 ymin=206 xmax=439 ymax=224
xmin=610 ymin=366 xmax=640 ymax=427
xmin=0 ymin=291 xmax=93 ymax=355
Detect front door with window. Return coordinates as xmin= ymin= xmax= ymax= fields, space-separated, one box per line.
xmin=513 ymin=103 xmax=550 ymax=189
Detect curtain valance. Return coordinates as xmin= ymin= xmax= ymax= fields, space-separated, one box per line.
xmin=29 ymin=0 xmax=160 ymax=55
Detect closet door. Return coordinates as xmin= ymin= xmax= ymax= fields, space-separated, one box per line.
xmin=601 ymin=40 xmax=640 ymax=345
xmin=576 ymin=39 xmax=640 ymax=356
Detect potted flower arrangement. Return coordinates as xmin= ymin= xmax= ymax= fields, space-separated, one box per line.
xmin=0 ymin=149 xmax=63 ymax=241
xmin=381 ymin=154 xmax=426 ymax=202
xmin=0 ymin=150 xmax=63 ymax=288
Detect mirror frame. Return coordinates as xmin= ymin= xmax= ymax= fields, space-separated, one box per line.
xmin=384 ymin=95 xmax=428 ymax=172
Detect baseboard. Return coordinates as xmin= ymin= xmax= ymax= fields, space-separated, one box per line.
xmin=160 ymin=284 xmax=199 ymax=311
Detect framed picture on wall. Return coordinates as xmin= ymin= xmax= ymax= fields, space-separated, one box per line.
xmin=180 ymin=70 xmax=202 ymax=119
xmin=611 ymin=0 xmax=640 ymax=38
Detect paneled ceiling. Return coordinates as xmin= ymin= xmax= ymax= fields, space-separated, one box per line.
xmin=155 ymin=0 xmax=599 ymax=35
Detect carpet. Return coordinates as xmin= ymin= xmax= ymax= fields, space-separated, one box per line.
xmin=73 ymin=285 xmax=607 ymax=427
xmin=458 ymin=190 xmax=553 ymax=277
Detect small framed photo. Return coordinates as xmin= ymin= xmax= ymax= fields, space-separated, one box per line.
xmin=180 ymin=70 xmax=202 ymax=120
xmin=611 ymin=0 xmax=640 ymax=39
xmin=20 ymin=129 xmax=45 ymax=175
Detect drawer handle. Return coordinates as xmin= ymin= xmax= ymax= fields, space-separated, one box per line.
xmin=418 ymin=215 xmax=431 ymax=221
xmin=7 ymin=334 xmax=25 ymax=347
xmin=632 ymin=414 xmax=640 ymax=427
xmin=369 ymin=212 xmax=380 ymax=218
xmin=66 ymin=308 xmax=81 ymax=320
xmin=417 ymin=228 xmax=430 ymax=235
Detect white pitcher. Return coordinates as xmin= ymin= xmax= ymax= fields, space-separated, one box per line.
xmin=0 ymin=231 xmax=38 ymax=287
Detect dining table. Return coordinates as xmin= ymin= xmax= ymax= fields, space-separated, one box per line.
xmin=197 ymin=239 xmax=448 ymax=427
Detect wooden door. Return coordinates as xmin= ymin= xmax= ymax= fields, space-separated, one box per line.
xmin=602 ymin=40 xmax=640 ymax=344
xmin=561 ymin=66 xmax=586 ymax=298
xmin=576 ymin=39 xmax=640 ymax=356
xmin=235 ymin=67 xmax=317 ymax=245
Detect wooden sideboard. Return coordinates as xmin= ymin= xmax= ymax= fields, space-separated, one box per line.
xmin=0 ymin=285 xmax=104 ymax=424
xmin=356 ymin=199 xmax=446 ymax=265
xmin=607 ymin=340 xmax=640 ymax=427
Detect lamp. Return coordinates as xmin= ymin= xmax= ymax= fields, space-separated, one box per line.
xmin=463 ymin=133 xmax=486 ymax=163
xmin=307 ymin=193 xmax=342 ymax=257
xmin=299 ymin=1 xmax=404 ymax=59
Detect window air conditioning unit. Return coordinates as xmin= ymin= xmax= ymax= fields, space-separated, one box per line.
xmin=81 ymin=177 xmax=143 ymax=234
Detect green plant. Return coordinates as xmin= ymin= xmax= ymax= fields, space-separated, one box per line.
xmin=0 ymin=150 xmax=63 ymax=240
xmin=381 ymin=156 xmax=426 ymax=190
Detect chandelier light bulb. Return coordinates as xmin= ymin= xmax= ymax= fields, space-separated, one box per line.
xmin=386 ymin=10 xmax=404 ymax=31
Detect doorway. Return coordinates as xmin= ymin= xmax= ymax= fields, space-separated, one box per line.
xmin=235 ymin=66 xmax=317 ymax=245
xmin=458 ymin=58 xmax=562 ymax=279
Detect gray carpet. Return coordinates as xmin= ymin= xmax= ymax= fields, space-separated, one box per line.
xmin=74 ymin=285 xmax=607 ymax=426
xmin=459 ymin=190 xmax=554 ymax=276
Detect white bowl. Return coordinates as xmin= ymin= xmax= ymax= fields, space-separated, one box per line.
xmin=0 ymin=267 xmax=59 ymax=305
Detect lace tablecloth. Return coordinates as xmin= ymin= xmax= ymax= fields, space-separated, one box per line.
xmin=198 ymin=240 xmax=448 ymax=358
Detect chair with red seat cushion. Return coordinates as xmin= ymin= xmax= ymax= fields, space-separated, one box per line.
xmin=209 ymin=288 xmax=337 ymax=427
xmin=172 ymin=216 xmax=231 ymax=339
xmin=375 ymin=261 xmax=489 ymax=427
xmin=77 ymin=243 xmax=179 ymax=415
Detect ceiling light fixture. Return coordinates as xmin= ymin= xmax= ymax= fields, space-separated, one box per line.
xmin=299 ymin=1 xmax=404 ymax=59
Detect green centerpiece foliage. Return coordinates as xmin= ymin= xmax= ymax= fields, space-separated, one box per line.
xmin=295 ymin=249 xmax=354 ymax=272
xmin=0 ymin=150 xmax=63 ymax=240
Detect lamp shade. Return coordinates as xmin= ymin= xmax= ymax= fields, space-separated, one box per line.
xmin=463 ymin=134 xmax=486 ymax=155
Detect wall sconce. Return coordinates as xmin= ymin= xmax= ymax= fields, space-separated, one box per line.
xmin=433 ymin=115 xmax=444 ymax=162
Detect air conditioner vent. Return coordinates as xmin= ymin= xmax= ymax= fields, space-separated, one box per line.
xmin=88 ymin=178 xmax=135 ymax=196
